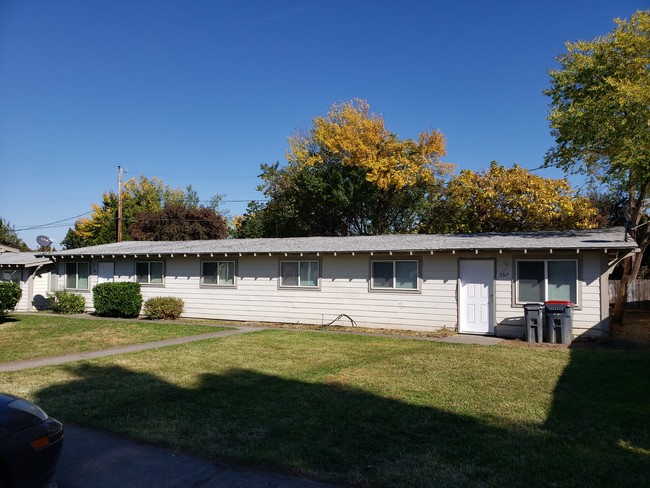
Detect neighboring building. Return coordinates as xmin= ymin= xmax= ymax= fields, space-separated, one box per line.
xmin=0 ymin=244 xmax=21 ymax=254
xmin=39 ymin=228 xmax=637 ymax=339
xmin=0 ymin=252 xmax=54 ymax=311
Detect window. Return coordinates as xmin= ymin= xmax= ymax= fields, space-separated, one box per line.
xmin=280 ymin=261 xmax=319 ymax=288
xmin=202 ymin=261 xmax=235 ymax=286
xmin=49 ymin=271 xmax=58 ymax=291
xmin=65 ymin=262 xmax=89 ymax=290
xmin=1 ymin=270 xmax=21 ymax=283
xmin=371 ymin=260 xmax=418 ymax=290
xmin=135 ymin=261 xmax=164 ymax=284
xmin=516 ymin=260 xmax=577 ymax=304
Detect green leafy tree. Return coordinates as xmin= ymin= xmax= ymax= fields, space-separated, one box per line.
xmin=66 ymin=176 xmax=228 ymax=244
xmin=0 ymin=218 xmax=30 ymax=251
xmin=233 ymin=201 xmax=269 ymax=239
xmin=421 ymin=162 xmax=600 ymax=234
xmin=60 ymin=228 xmax=90 ymax=250
xmin=128 ymin=205 xmax=228 ymax=241
xmin=544 ymin=10 xmax=650 ymax=324
xmin=236 ymin=99 xmax=452 ymax=237
xmin=587 ymin=190 xmax=650 ymax=279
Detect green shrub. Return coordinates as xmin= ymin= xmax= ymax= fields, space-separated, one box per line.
xmin=92 ymin=282 xmax=143 ymax=318
xmin=143 ymin=297 xmax=184 ymax=320
xmin=0 ymin=282 xmax=22 ymax=316
xmin=48 ymin=289 xmax=86 ymax=314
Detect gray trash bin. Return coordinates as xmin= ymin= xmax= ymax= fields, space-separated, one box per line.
xmin=544 ymin=301 xmax=574 ymax=344
xmin=523 ymin=303 xmax=544 ymax=343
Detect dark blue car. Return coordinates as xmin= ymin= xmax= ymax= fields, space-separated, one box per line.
xmin=0 ymin=394 xmax=63 ymax=488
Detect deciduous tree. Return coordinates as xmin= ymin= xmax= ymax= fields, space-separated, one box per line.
xmin=421 ymin=162 xmax=600 ymax=234
xmin=236 ymin=99 xmax=452 ymax=237
xmin=128 ymin=205 xmax=227 ymax=241
xmin=66 ymin=176 xmax=227 ymax=245
xmin=544 ymin=10 xmax=650 ymax=324
xmin=0 ymin=218 xmax=30 ymax=251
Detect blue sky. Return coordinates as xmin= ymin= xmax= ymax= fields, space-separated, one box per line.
xmin=0 ymin=0 xmax=645 ymax=248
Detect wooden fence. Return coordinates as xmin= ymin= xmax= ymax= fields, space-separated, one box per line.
xmin=609 ymin=280 xmax=650 ymax=309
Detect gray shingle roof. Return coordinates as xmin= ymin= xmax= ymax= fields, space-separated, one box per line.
xmin=0 ymin=252 xmax=52 ymax=267
xmin=40 ymin=228 xmax=636 ymax=257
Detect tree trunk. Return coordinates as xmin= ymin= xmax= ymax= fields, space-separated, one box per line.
xmin=611 ymin=250 xmax=644 ymax=325
xmin=612 ymin=180 xmax=650 ymax=325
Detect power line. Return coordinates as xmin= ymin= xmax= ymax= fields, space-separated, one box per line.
xmin=15 ymin=211 xmax=93 ymax=232
xmin=200 ymin=199 xmax=267 ymax=203
xmin=138 ymin=173 xmax=259 ymax=180
xmin=12 ymin=199 xmax=268 ymax=232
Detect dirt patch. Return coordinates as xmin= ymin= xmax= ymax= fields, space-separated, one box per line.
xmin=183 ymin=318 xmax=457 ymax=339
xmin=610 ymin=310 xmax=650 ymax=346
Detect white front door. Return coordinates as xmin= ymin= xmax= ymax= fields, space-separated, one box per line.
xmin=459 ymin=260 xmax=494 ymax=335
xmin=97 ymin=262 xmax=114 ymax=284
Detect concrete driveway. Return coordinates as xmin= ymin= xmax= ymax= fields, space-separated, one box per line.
xmin=51 ymin=424 xmax=338 ymax=488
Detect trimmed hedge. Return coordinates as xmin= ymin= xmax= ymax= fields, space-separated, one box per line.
xmin=93 ymin=282 xmax=143 ymax=318
xmin=143 ymin=297 xmax=184 ymax=320
xmin=48 ymin=290 xmax=86 ymax=314
xmin=0 ymin=281 xmax=22 ymax=316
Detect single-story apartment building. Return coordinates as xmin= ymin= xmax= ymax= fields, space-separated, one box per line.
xmin=38 ymin=227 xmax=638 ymax=339
xmin=0 ymin=251 xmax=54 ymax=311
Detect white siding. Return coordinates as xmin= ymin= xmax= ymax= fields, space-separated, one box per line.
xmin=134 ymin=255 xmax=458 ymax=331
xmin=31 ymin=266 xmax=53 ymax=310
xmin=51 ymin=249 xmax=608 ymax=337
xmin=9 ymin=265 xmax=54 ymax=311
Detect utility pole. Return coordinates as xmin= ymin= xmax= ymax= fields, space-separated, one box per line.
xmin=117 ymin=165 xmax=123 ymax=242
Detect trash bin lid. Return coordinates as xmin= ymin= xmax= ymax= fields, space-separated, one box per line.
xmin=544 ymin=300 xmax=574 ymax=312
xmin=524 ymin=303 xmax=544 ymax=310
xmin=544 ymin=300 xmax=574 ymax=306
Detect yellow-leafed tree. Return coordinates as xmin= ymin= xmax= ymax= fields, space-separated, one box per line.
xmin=421 ymin=162 xmax=600 ymax=234
xmin=236 ymin=99 xmax=453 ymax=237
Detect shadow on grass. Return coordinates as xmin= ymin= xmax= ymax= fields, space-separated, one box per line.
xmin=34 ymin=351 xmax=650 ymax=487
xmin=544 ymin=347 xmax=650 ymax=482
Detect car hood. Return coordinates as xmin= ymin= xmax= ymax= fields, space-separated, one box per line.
xmin=0 ymin=393 xmax=48 ymax=440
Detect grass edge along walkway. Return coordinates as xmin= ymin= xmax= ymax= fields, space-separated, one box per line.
xmin=0 ymin=324 xmax=503 ymax=373
xmin=0 ymin=327 xmax=261 ymax=372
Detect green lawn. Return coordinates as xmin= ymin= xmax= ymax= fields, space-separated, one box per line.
xmin=0 ymin=329 xmax=648 ymax=487
xmin=0 ymin=314 xmax=227 ymax=362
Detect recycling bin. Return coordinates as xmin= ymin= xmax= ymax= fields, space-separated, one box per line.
xmin=544 ymin=301 xmax=574 ymax=344
xmin=523 ymin=303 xmax=544 ymax=343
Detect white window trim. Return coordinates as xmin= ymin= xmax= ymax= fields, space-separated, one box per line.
xmin=279 ymin=260 xmax=320 ymax=289
xmin=370 ymin=259 xmax=420 ymax=291
xmin=65 ymin=262 xmax=90 ymax=291
xmin=135 ymin=261 xmax=165 ymax=286
xmin=515 ymin=258 xmax=579 ymax=306
xmin=201 ymin=260 xmax=237 ymax=287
